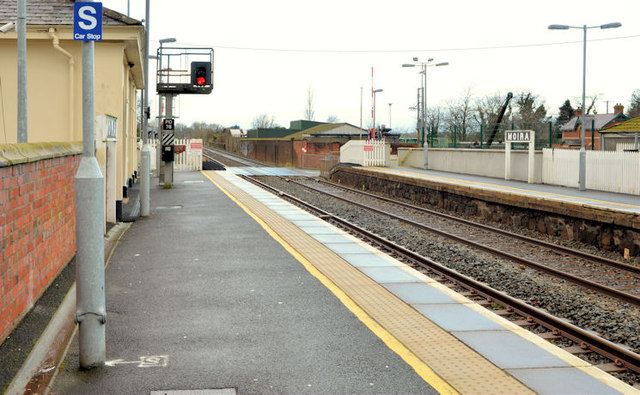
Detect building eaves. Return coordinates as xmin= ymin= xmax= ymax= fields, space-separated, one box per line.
xmin=601 ymin=116 xmax=640 ymax=133
xmin=560 ymin=113 xmax=628 ymax=132
xmin=0 ymin=0 xmax=141 ymax=26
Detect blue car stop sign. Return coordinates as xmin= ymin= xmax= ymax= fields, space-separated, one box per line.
xmin=73 ymin=2 xmax=103 ymax=41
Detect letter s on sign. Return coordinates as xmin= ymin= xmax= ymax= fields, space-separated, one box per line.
xmin=78 ymin=6 xmax=97 ymax=30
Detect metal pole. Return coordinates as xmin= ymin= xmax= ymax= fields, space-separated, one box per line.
xmin=140 ymin=0 xmax=150 ymax=216
xmin=359 ymin=87 xmax=362 ymax=139
xmin=422 ymin=63 xmax=428 ymax=169
xmin=157 ymin=58 xmax=163 ymax=182
xmin=578 ymin=25 xmax=587 ymax=191
xmin=17 ymin=0 xmax=27 ymax=143
xmin=76 ymin=38 xmax=106 ymax=369
xmin=164 ymin=93 xmax=174 ymax=186
xmin=373 ymin=92 xmax=376 ymax=138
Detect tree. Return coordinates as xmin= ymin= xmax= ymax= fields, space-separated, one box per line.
xmin=556 ymin=99 xmax=575 ymax=127
xmin=513 ymin=91 xmax=549 ymax=128
xmin=326 ymin=115 xmax=339 ymax=123
xmin=304 ymin=86 xmax=315 ymax=121
xmin=627 ymin=89 xmax=640 ymax=118
xmin=251 ymin=114 xmax=277 ymax=129
xmin=426 ymin=107 xmax=443 ymax=138
xmin=473 ymin=93 xmax=512 ymax=128
xmin=445 ymin=86 xmax=475 ymax=142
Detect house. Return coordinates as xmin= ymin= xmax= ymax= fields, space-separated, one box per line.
xmin=0 ymin=0 xmax=145 ymax=222
xmin=559 ymin=104 xmax=629 ymax=150
xmin=600 ymin=117 xmax=640 ymax=151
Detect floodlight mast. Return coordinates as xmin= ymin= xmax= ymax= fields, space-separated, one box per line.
xmin=547 ymin=21 xmax=621 ymax=191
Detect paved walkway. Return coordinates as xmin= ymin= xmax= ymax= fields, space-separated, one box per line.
xmin=49 ymin=171 xmax=434 ymax=394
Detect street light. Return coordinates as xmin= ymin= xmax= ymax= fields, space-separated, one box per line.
xmin=402 ymin=58 xmax=448 ymax=169
xmin=402 ymin=59 xmax=449 ymax=148
xmin=388 ymin=102 xmax=393 ymax=130
xmin=548 ymin=22 xmax=621 ymax=191
xmin=372 ymin=88 xmax=383 ymax=138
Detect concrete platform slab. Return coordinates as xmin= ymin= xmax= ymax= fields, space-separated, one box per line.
xmin=382 ymin=283 xmax=459 ymax=304
xmin=413 ymin=303 xmax=505 ymax=331
xmin=452 ymin=330 xmax=569 ymax=369
xmin=507 ymin=367 xmax=622 ymax=395
xmin=358 ymin=267 xmax=422 ymax=283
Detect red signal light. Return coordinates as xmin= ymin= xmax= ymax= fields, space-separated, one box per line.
xmin=197 ymin=76 xmax=206 ymax=86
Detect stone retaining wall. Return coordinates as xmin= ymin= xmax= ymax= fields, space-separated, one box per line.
xmin=330 ymin=166 xmax=640 ymax=258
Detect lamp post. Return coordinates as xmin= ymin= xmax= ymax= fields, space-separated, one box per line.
xmin=548 ymin=22 xmax=621 ymax=191
xmin=372 ymin=88 xmax=383 ymax=138
xmin=402 ymin=58 xmax=448 ymax=168
xmin=388 ymin=102 xmax=393 ymax=129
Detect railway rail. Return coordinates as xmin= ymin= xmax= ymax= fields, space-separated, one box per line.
xmin=282 ymin=177 xmax=640 ymax=307
xmin=240 ymin=174 xmax=640 ymax=379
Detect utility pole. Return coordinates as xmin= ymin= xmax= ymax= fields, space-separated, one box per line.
xmin=74 ymin=0 xmax=106 ymax=369
xmin=140 ymin=0 xmax=150 ymax=216
xmin=17 ymin=0 xmax=27 ymax=142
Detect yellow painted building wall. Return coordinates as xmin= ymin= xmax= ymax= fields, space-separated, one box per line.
xmin=0 ymin=26 xmax=144 ymax=202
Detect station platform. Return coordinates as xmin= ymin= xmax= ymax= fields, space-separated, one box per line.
xmin=372 ymin=167 xmax=640 ymax=215
xmin=10 ymin=170 xmax=639 ymax=394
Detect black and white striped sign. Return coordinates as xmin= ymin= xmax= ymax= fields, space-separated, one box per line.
xmin=162 ymin=133 xmax=175 ymax=146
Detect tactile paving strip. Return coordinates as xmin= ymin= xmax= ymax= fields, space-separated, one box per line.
xmin=206 ymin=171 xmax=534 ymax=395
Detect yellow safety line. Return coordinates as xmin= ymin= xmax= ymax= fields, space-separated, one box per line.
xmin=371 ymin=167 xmax=640 ymax=210
xmin=202 ymin=171 xmax=458 ymax=394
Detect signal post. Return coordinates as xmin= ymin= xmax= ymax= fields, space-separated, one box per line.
xmin=156 ymin=47 xmax=213 ymax=187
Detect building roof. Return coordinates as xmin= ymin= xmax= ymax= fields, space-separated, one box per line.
xmin=560 ymin=112 xmax=629 ymax=132
xmin=285 ymin=123 xmax=366 ymax=140
xmin=0 ymin=0 xmax=141 ymax=26
xmin=600 ymin=117 xmax=640 ymax=134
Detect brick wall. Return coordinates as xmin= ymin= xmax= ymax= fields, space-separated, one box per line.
xmin=0 ymin=150 xmax=80 ymax=343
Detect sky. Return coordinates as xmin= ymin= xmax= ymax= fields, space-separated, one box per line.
xmin=101 ymin=0 xmax=640 ymax=132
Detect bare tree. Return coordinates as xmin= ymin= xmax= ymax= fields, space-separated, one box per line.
xmin=474 ymin=93 xmax=510 ymax=128
xmin=426 ymin=107 xmax=443 ymax=136
xmin=445 ymin=86 xmax=475 ymax=142
xmin=326 ymin=115 xmax=339 ymax=123
xmin=251 ymin=114 xmax=277 ymax=129
xmin=304 ymin=86 xmax=315 ymax=121
xmin=572 ymin=94 xmax=599 ymax=114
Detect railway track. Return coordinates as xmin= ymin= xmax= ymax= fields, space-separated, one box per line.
xmin=203 ymin=147 xmax=265 ymax=167
xmin=241 ymin=174 xmax=640 ymax=379
xmin=282 ymin=177 xmax=640 ymax=307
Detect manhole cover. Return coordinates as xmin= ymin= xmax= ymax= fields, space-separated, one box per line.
xmin=150 ymin=389 xmax=237 ymax=395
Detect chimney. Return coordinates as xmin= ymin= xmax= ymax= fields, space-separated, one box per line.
xmin=574 ymin=108 xmax=583 ymax=117
xmin=613 ymin=103 xmax=624 ymax=115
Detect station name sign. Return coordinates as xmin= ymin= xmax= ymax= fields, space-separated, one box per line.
xmin=505 ymin=130 xmax=532 ymax=142
xmin=73 ymin=2 xmax=103 ymax=41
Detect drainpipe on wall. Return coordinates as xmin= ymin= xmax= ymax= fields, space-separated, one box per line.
xmin=48 ymin=28 xmax=74 ymax=141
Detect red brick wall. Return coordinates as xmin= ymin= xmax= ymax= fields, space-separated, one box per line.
xmin=0 ymin=154 xmax=80 ymax=343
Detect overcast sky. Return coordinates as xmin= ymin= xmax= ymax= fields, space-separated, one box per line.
xmin=101 ymin=0 xmax=640 ymax=132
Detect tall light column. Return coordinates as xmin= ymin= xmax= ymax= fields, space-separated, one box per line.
xmin=548 ymin=22 xmax=621 ymax=191
xmin=403 ymin=58 xmax=448 ymax=168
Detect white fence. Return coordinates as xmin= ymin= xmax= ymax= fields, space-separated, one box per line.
xmin=542 ymin=148 xmax=640 ymax=195
xmin=339 ymin=139 xmax=389 ymax=166
xmin=139 ymin=138 xmax=203 ymax=172
xmin=174 ymin=138 xmax=203 ymax=171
